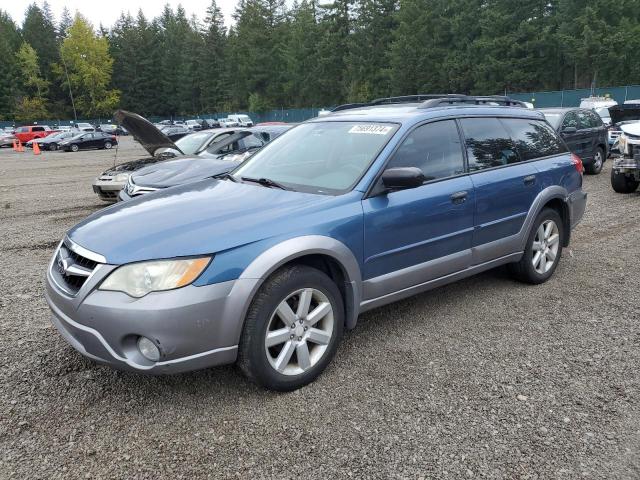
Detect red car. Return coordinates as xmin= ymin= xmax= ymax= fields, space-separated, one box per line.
xmin=14 ymin=125 xmax=56 ymax=143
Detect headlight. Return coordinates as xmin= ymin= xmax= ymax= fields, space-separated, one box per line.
xmin=114 ymin=173 xmax=129 ymax=182
xmin=99 ymin=257 xmax=211 ymax=297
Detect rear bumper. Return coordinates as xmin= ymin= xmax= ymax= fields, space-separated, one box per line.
xmin=568 ymin=189 xmax=587 ymax=229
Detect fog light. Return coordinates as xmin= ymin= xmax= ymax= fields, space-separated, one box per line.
xmin=137 ymin=336 xmax=160 ymax=362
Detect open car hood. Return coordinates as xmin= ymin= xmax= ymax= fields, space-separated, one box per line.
xmin=113 ymin=110 xmax=183 ymax=156
xmin=608 ymin=105 xmax=640 ymax=126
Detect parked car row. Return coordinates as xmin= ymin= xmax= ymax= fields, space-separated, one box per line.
xmin=92 ymin=110 xmax=289 ymax=202
xmin=44 ymin=94 xmax=589 ymax=391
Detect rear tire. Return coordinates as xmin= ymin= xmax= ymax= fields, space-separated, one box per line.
xmin=585 ymin=147 xmax=604 ymax=175
xmin=49 ymin=143 xmax=57 ymax=151
xmin=611 ymin=169 xmax=639 ymax=193
xmin=237 ymin=265 xmax=344 ymax=391
xmin=508 ymin=208 xmax=564 ymax=284
xmin=104 ymin=141 xmax=112 ymax=149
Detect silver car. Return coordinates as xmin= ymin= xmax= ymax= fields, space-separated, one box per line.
xmin=93 ymin=111 xmax=253 ymax=202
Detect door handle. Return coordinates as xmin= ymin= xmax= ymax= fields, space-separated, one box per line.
xmin=450 ymin=191 xmax=468 ymax=204
xmin=523 ymin=175 xmax=536 ymax=185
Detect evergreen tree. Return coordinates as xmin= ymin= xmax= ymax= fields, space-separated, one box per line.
xmin=200 ymin=0 xmax=228 ymax=113
xmin=0 ymin=10 xmax=21 ymax=120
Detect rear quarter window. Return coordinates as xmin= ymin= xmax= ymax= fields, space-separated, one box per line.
xmin=503 ymin=118 xmax=567 ymax=160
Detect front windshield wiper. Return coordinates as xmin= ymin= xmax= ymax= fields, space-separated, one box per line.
xmin=241 ymin=176 xmax=290 ymax=190
xmin=211 ymin=172 xmax=238 ymax=182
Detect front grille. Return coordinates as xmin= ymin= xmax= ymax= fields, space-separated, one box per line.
xmin=52 ymin=243 xmax=99 ymax=295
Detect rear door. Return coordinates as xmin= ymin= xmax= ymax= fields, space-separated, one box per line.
xmin=362 ymin=119 xmax=475 ymax=299
xmin=559 ymin=111 xmax=585 ymax=157
xmin=460 ymin=117 xmax=541 ymax=265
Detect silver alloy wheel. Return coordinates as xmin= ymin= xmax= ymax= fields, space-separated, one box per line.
xmin=532 ymin=220 xmax=560 ymax=274
xmin=71 ymin=144 xmax=78 ymax=152
xmin=265 ymin=288 xmax=334 ymax=376
xmin=104 ymin=142 xmax=112 ymax=149
xmin=593 ymin=150 xmax=603 ymax=170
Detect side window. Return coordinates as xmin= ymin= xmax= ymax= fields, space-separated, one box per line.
xmin=588 ymin=111 xmax=603 ymax=127
xmin=562 ymin=112 xmax=579 ymax=129
xmin=240 ymin=134 xmax=264 ymax=150
xmin=504 ymin=118 xmax=568 ymax=160
xmin=577 ymin=111 xmax=593 ymax=129
xmin=387 ymin=120 xmax=464 ymax=180
xmin=460 ymin=118 xmax=519 ymax=171
xmin=33 ymin=126 xmax=44 ymax=132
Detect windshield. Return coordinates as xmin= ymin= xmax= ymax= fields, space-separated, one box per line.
xmin=233 ymin=121 xmax=398 ymax=194
xmin=174 ymin=131 xmax=216 ymax=154
xmin=542 ymin=113 xmax=562 ymax=129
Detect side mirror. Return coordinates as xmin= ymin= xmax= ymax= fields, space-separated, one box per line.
xmin=381 ymin=167 xmax=426 ymax=191
xmin=562 ymin=126 xmax=577 ymax=134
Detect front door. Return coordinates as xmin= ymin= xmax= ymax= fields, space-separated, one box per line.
xmin=362 ymin=119 xmax=475 ymax=300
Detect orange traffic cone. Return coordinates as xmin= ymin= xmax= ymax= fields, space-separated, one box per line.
xmin=17 ymin=140 xmax=24 ymax=152
xmin=12 ymin=139 xmax=17 ymax=151
xmin=33 ymin=141 xmax=41 ymax=155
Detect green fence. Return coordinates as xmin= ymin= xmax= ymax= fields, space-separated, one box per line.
xmin=4 ymin=84 xmax=640 ymax=128
xmin=508 ymin=85 xmax=640 ymax=108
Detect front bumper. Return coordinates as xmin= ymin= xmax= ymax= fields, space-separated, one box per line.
xmin=45 ymin=245 xmax=259 ymax=374
xmin=93 ymin=177 xmax=127 ymax=202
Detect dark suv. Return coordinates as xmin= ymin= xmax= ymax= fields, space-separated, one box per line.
xmin=539 ymin=108 xmax=608 ymax=175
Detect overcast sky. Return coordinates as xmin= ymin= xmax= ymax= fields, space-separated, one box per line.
xmin=4 ymin=0 xmax=240 ymax=29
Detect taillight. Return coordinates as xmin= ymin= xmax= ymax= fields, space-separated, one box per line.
xmin=571 ymin=153 xmax=584 ymax=174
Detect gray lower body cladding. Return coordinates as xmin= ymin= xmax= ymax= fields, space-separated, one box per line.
xmin=45 ymin=263 xmax=259 ymax=374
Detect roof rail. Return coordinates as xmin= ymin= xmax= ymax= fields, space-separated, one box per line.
xmin=331 ymin=94 xmax=527 ymax=112
xmin=418 ymin=95 xmax=528 ymax=108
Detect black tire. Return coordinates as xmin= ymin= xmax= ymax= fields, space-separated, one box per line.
xmin=104 ymin=141 xmax=112 ymax=149
xmin=585 ymin=147 xmax=604 ymax=175
xmin=237 ymin=265 xmax=344 ymax=391
xmin=70 ymin=144 xmax=79 ymax=152
xmin=611 ymin=169 xmax=639 ymax=193
xmin=508 ymin=208 xmax=564 ymax=285
xmin=49 ymin=143 xmax=57 ymax=151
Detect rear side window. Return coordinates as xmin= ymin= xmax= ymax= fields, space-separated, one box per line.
xmin=387 ymin=120 xmax=465 ymax=180
xmin=503 ymin=118 xmax=567 ymax=160
xmin=460 ymin=118 xmax=519 ymax=171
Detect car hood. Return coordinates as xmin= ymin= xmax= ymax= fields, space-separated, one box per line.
xmin=114 ymin=110 xmax=183 ymax=156
xmin=609 ymin=105 xmax=640 ymax=126
xmin=131 ymin=157 xmax=238 ymax=188
xmin=620 ymin=122 xmax=640 ymax=136
xmin=67 ymin=180 xmax=347 ymax=264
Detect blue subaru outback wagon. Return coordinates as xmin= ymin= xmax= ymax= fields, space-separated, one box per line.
xmin=45 ymin=95 xmax=587 ymax=391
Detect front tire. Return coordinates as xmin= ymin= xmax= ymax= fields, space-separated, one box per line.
xmin=585 ymin=147 xmax=604 ymax=175
xmin=611 ymin=169 xmax=639 ymax=193
xmin=49 ymin=143 xmax=57 ymax=151
xmin=104 ymin=141 xmax=112 ymax=149
xmin=70 ymin=144 xmax=79 ymax=152
xmin=508 ymin=208 xmax=564 ymax=284
xmin=238 ymin=265 xmax=344 ymax=391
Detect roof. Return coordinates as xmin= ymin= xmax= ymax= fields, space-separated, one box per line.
xmin=310 ymin=103 xmax=543 ymax=125
xmin=538 ymin=108 xmax=578 ymax=114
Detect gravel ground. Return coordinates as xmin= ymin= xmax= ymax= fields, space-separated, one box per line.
xmin=1 ymin=138 xmax=639 ymax=479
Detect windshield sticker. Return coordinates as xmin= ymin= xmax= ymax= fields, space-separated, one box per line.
xmin=349 ymin=125 xmax=393 ymax=135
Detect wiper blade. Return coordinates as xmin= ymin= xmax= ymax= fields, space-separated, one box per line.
xmin=211 ymin=172 xmax=238 ymax=182
xmin=241 ymin=176 xmax=290 ymax=190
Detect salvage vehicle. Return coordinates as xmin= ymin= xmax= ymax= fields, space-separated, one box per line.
xmin=158 ymin=124 xmax=190 ymax=141
xmin=609 ymin=104 xmax=640 ymax=193
xmin=59 ymin=132 xmax=117 ymax=152
xmin=606 ymin=103 xmax=640 ymax=154
xmin=26 ymin=131 xmax=76 ymax=150
xmin=119 ymin=126 xmax=292 ymax=201
xmin=539 ymin=107 xmax=608 ymax=174
xmin=14 ymin=125 xmax=56 ymax=143
xmin=45 ymin=95 xmax=586 ymax=391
